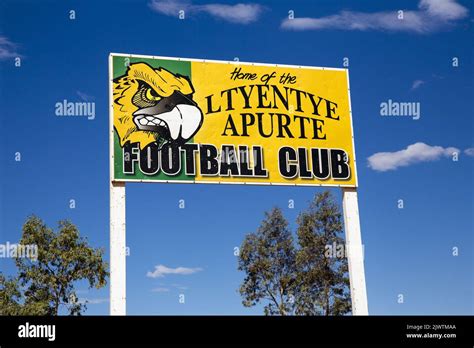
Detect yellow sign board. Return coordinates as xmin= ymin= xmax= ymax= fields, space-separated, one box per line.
xmin=110 ymin=54 xmax=358 ymax=187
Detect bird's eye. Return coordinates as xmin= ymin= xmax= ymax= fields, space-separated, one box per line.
xmin=145 ymin=88 xmax=161 ymax=101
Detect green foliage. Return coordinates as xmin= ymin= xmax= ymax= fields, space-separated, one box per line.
xmin=238 ymin=207 xmax=296 ymax=315
xmin=0 ymin=215 xmax=108 ymax=315
xmin=295 ymin=191 xmax=351 ymax=315
xmin=238 ymin=191 xmax=351 ymax=316
xmin=0 ymin=275 xmax=27 ymax=315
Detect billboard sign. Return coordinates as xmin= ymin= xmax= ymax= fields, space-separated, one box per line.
xmin=110 ymin=54 xmax=357 ymax=187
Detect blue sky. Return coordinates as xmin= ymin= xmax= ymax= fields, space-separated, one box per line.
xmin=0 ymin=0 xmax=472 ymax=315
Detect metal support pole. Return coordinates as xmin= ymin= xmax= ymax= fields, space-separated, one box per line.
xmin=110 ymin=181 xmax=126 ymax=315
xmin=342 ymin=187 xmax=368 ymax=315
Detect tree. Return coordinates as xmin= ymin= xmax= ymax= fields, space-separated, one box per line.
xmin=0 ymin=215 xmax=108 ymax=315
xmin=237 ymin=191 xmax=351 ymax=316
xmin=295 ymin=191 xmax=351 ymax=315
xmin=0 ymin=275 xmax=28 ymax=315
xmin=238 ymin=207 xmax=296 ymax=315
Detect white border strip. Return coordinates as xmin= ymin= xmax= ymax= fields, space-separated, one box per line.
xmin=112 ymin=178 xmax=354 ymax=188
xmin=109 ymin=53 xmax=346 ymax=72
xmin=345 ymin=69 xmax=358 ymax=188
xmin=109 ymin=54 xmax=114 ymax=182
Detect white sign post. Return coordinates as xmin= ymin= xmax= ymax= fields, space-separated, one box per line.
xmin=109 ymin=182 xmax=126 ymax=315
xmin=109 ymin=57 xmax=127 ymax=315
xmin=342 ymin=187 xmax=368 ymax=315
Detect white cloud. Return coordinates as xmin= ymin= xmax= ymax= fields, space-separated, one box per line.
xmin=198 ymin=4 xmax=262 ymax=24
xmin=419 ymin=0 xmax=468 ymax=20
xmin=0 ymin=36 xmax=20 ymax=60
xmin=411 ymin=80 xmax=425 ymax=90
xmin=282 ymin=11 xmax=424 ymax=32
xmin=367 ymin=142 xmax=459 ymax=171
xmin=76 ymin=91 xmax=94 ymax=102
xmin=146 ymin=264 xmax=203 ymax=278
xmin=149 ymin=0 xmax=264 ymax=24
xmin=171 ymin=283 xmax=188 ymax=290
xmin=464 ymin=148 xmax=474 ymax=157
xmin=281 ymin=0 xmax=468 ymax=33
xmin=149 ymin=0 xmax=184 ymax=16
xmin=151 ymin=287 xmax=170 ymax=292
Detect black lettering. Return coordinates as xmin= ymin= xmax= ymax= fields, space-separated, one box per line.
xmin=180 ymin=143 xmax=199 ymax=175
xmin=241 ymin=113 xmax=255 ymax=137
xmin=200 ymin=145 xmax=219 ymax=175
xmin=257 ymin=112 xmax=274 ymax=138
xmin=293 ymin=115 xmax=311 ymax=139
xmin=325 ymin=99 xmax=339 ymax=120
xmin=206 ymin=94 xmax=221 ymax=114
xmin=310 ymin=118 xmax=326 ymax=140
xmin=257 ymin=85 xmax=272 ymax=108
xmin=160 ymin=144 xmax=181 ymax=176
xmin=238 ymin=85 xmax=254 ymax=109
xmin=311 ymin=148 xmax=330 ymax=179
xmin=276 ymin=113 xmax=294 ymax=138
xmin=289 ymin=88 xmax=306 ymax=112
xmin=221 ymin=88 xmax=238 ymax=111
xmin=272 ymin=85 xmax=289 ymax=110
xmin=278 ymin=147 xmax=297 ymax=178
xmin=139 ymin=143 xmax=159 ymax=175
xmin=253 ymin=146 xmax=267 ymax=177
xmin=298 ymin=148 xmax=312 ymax=178
xmin=238 ymin=145 xmax=253 ymax=176
xmin=307 ymin=94 xmax=324 ymax=116
xmin=123 ymin=142 xmax=139 ymax=174
xmin=220 ymin=145 xmax=240 ymax=176
xmin=222 ymin=114 xmax=239 ymax=136
xmin=331 ymin=149 xmax=350 ymax=179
